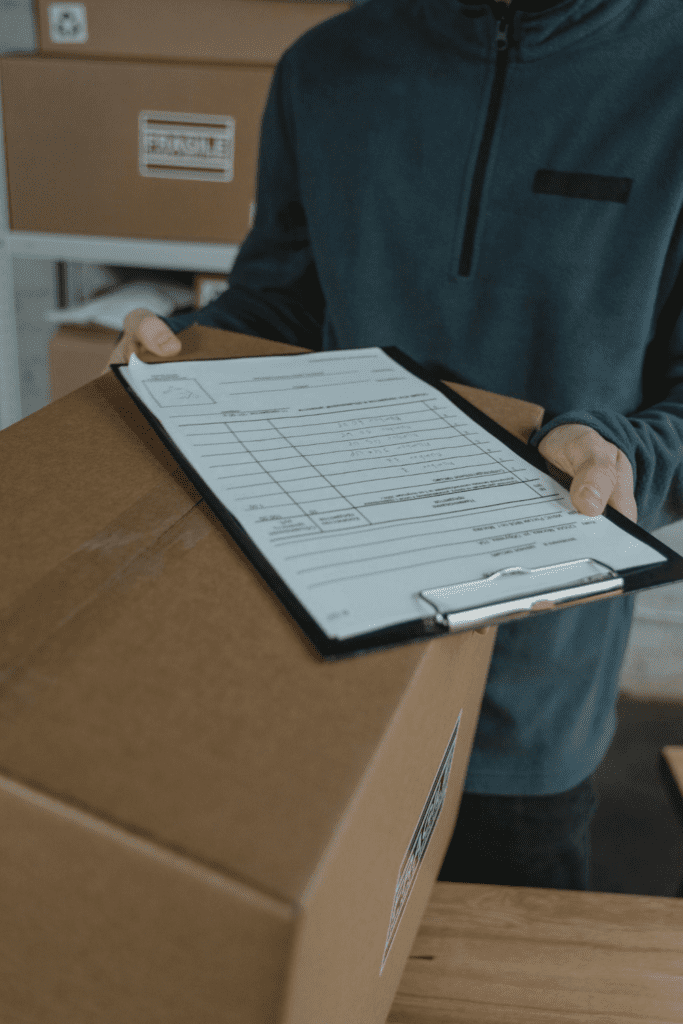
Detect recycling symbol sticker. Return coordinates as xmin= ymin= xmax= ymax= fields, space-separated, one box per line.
xmin=47 ymin=3 xmax=89 ymax=44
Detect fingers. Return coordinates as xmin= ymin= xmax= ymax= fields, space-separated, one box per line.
xmin=568 ymin=443 xmax=638 ymax=522
xmin=569 ymin=452 xmax=618 ymax=516
xmin=136 ymin=313 xmax=181 ymax=357
xmin=101 ymin=308 xmax=181 ymax=375
xmin=538 ymin=424 xmax=637 ymax=522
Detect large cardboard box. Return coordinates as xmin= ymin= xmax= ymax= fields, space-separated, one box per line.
xmin=35 ymin=0 xmax=352 ymax=63
xmin=49 ymin=323 xmax=121 ymax=401
xmin=0 ymin=327 xmax=544 ymax=1024
xmin=0 ymin=56 xmax=273 ymax=242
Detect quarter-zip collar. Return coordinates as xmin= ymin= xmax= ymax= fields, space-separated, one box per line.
xmin=421 ymin=0 xmax=641 ymax=60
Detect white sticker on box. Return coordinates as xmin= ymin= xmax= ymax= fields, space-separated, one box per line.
xmin=381 ymin=709 xmax=462 ymax=974
xmin=138 ymin=111 xmax=235 ymax=183
xmin=47 ymin=3 xmax=88 ymax=43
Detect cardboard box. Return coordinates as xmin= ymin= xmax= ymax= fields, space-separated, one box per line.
xmin=194 ymin=272 xmax=230 ymax=308
xmin=0 ymin=326 xmax=544 ymax=1024
xmin=35 ymin=0 xmax=352 ymax=64
xmin=0 ymin=56 xmax=273 ymax=242
xmin=49 ymin=323 xmax=121 ymax=401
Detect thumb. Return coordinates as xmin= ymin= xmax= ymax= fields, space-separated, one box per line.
xmin=569 ymin=449 xmax=637 ymax=523
xmin=124 ymin=308 xmax=181 ymax=357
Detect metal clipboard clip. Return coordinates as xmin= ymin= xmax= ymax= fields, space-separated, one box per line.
xmin=418 ymin=558 xmax=624 ymax=632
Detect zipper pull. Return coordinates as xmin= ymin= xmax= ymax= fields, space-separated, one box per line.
xmin=496 ymin=19 xmax=510 ymax=51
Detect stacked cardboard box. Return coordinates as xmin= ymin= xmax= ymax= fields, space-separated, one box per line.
xmin=34 ymin=0 xmax=351 ymax=63
xmin=0 ymin=0 xmax=351 ymax=401
xmin=2 ymin=0 xmax=351 ymax=242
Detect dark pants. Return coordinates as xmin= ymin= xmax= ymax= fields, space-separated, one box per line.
xmin=437 ymin=773 xmax=599 ymax=891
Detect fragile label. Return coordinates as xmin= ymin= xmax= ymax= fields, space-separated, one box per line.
xmin=138 ymin=111 xmax=235 ymax=183
xmin=381 ymin=709 xmax=462 ymax=973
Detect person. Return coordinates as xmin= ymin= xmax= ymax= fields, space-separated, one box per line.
xmin=105 ymin=0 xmax=683 ymax=892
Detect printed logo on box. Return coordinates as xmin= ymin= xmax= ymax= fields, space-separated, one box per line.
xmin=138 ymin=111 xmax=235 ymax=183
xmin=381 ymin=709 xmax=462 ymax=974
xmin=47 ymin=3 xmax=88 ymax=44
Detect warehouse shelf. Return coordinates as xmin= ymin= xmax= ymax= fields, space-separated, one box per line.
xmin=6 ymin=232 xmax=239 ymax=271
xmin=0 ymin=231 xmax=239 ymax=430
xmin=0 ymin=67 xmax=239 ymax=430
xmin=0 ymin=58 xmax=244 ymax=429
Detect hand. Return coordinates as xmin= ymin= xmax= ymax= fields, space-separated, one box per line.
xmin=100 ymin=307 xmax=181 ymax=375
xmin=537 ymin=423 xmax=637 ymax=523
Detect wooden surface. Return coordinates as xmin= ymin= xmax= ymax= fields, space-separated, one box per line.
xmin=663 ymin=746 xmax=683 ymax=799
xmin=388 ymin=881 xmax=683 ymax=1023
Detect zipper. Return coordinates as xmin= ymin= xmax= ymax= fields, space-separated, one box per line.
xmin=457 ymin=5 xmax=515 ymax=278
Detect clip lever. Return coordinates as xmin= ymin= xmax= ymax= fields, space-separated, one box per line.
xmin=418 ymin=558 xmax=624 ymax=632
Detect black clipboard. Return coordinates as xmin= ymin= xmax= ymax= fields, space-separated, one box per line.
xmin=112 ymin=346 xmax=683 ymax=660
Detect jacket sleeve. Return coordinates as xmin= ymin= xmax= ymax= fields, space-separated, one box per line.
xmin=162 ymin=55 xmax=325 ymax=350
xmin=528 ymin=253 xmax=683 ymax=533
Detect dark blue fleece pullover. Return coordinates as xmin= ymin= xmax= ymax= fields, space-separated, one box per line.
xmin=164 ymin=0 xmax=683 ymax=795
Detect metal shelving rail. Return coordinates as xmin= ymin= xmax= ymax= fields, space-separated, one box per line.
xmin=0 ymin=77 xmax=239 ymax=431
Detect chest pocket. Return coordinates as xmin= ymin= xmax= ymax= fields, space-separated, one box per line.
xmin=533 ymin=169 xmax=632 ymax=204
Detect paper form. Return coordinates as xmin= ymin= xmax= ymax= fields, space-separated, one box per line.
xmin=120 ymin=348 xmax=666 ymax=640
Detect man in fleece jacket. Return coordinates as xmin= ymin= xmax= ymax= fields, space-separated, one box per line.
xmin=107 ymin=0 xmax=683 ymax=891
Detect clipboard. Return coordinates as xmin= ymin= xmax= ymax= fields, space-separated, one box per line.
xmin=112 ymin=345 xmax=683 ymax=660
